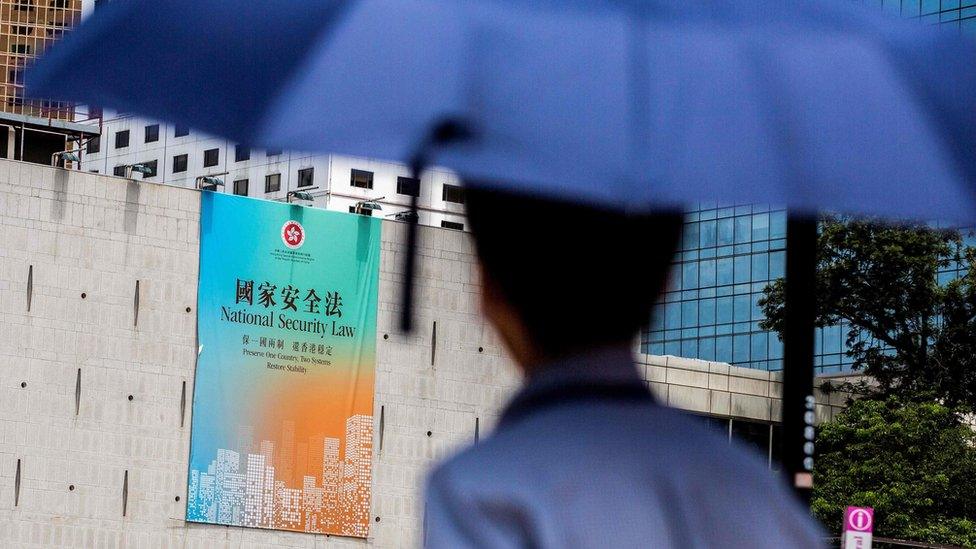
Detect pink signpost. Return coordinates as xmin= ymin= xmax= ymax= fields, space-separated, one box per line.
xmin=842 ymin=506 xmax=874 ymax=549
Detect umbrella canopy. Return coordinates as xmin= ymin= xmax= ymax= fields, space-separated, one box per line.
xmin=27 ymin=0 xmax=976 ymax=222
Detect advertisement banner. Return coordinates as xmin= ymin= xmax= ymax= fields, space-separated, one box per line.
xmin=186 ymin=192 xmax=381 ymax=537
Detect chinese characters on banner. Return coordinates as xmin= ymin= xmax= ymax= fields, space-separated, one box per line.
xmin=186 ymin=193 xmax=381 ymax=537
xmin=235 ymin=279 xmax=343 ymax=317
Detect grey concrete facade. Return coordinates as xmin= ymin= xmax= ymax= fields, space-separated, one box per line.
xmin=0 ymin=160 xmax=844 ymax=548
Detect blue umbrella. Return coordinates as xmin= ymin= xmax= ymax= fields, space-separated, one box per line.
xmin=27 ymin=0 xmax=976 ymax=503
xmin=27 ymin=0 xmax=976 ymax=221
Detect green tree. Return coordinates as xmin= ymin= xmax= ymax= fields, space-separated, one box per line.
xmin=813 ymin=397 xmax=976 ymax=547
xmin=759 ymin=217 xmax=976 ymax=409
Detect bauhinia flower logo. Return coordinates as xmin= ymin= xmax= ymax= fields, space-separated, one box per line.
xmin=281 ymin=220 xmax=305 ymax=249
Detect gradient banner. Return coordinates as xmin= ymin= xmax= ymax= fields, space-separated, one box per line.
xmin=186 ymin=192 xmax=380 ymax=537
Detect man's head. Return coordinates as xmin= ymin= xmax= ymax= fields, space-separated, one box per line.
xmin=464 ymin=188 xmax=684 ymax=374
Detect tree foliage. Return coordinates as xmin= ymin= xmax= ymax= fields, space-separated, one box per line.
xmin=813 ymin=397 xmax=976 ymax=547
xmin=759 ymin=217 xmax=976 ymax=409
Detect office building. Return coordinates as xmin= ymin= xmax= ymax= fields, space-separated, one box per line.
xmin=79 ymin=113 xmax=469 ymax=230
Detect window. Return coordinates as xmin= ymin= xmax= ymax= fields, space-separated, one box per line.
xmin=115 ymin=130 xmax=129 ymax=149
xmin=715 ymin=335 xmax=733 ymax=363
xmin=113 ymin=165 xmax=127 ymax=177
xmin=298 ymin=167 xmax=314 ymax=188
xmin=267 ymin=148 xmax=282 ymax=157
xmin=717 ymin=218 xmax=734 ymax=246
xmin=699 ymin=220 xmax=717 ymax=248
xmin=86 ymin=136 xmax=100 ymax=154
xmin=716 ymin=258 xmax=733 ymax=285
xmin=233 ymin=179 xmax=249 ymax=196
xmin=752 ymin=213 xmax=770 ymax=241
xmin=14 ymin=0 xmax=34 ymax=11
xmin=349 ymin=205 xmax=373 ymax=216
xmin=396 ymin=176 xmax=420 ymax=197
xmin=770 ymin=210 xmax=787 ymax=239
xmin=144 ymin=124 xmax=159 ymax=143
xmin=442 ymin=184 xmax=465 ymax=204
xmin=203 ymin=148 xmax=219 ymax=167
xmin=681 ymin=300 xmax=698 ymax=328
xmin=700 ymin=259 xmax=716 ymax=287
xmin=716 ymin=297 xmax=733 ymax=324
xmin=769 ymin=251 xmax=786 ymax=279
xmin=733 ymin=255 xmax=751 ymax=284
xmin=731 ymin=420 xmax=771 ymax=461
xmin=235 ymin=144 xmax=250 ymax=162
xmin=265 ymin=173 xmax=281 ymax=193
xmin=734 ymin=215 xmax=752 ymax=244
xmin=8 ymin=70 xmax=21 ymax=85
xmin=733 ymin=334 xmax=751 ymax=363
xmin=682 ymin=261 xmax=698 ymax=289
xmin=10 ymin=44 xmax=32 ymax=55
xmin=441 ymin=220 xmax=464 ymax=231
xmin=13 ymin=26 xmax=31 ymax=35
xmin=350 ymin=169 xmax=373 ymax=189
xmin=174 ymin=124 xmax=189 ymax=137
xmin=733 ymin=295 xmax=751 ymax=323
xmin=139 ymin=160 xmax=158 ymax=178
xmin=699 ymin=298 xmax=716 ymax=325
xmin=173 ymin=154 xmax=188 ymax=173
xmin=52 ymin=0 xmax=68 ymax=7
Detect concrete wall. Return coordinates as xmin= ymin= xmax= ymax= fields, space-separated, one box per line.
xmin=0 ymin=160 xmax=843 ymax=548
xmin=643 ymin=354 xmax=847 ymax=425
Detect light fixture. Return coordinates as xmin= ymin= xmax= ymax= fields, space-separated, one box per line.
xmin=389 ymin=210 xmax=418 ymax=222
xmin=195 ymin=172 xmax=229 ymax=191
xmin=129 ymin=163 xmax=154 ymax=176
xmin=287 ymin=186 xmax=318 ymax=203
xmin=197 ymin=177 xmax=224 ymax=191
xmin=354 ymin=196 xmax=385 ymax=214
xmin=50 ymin=150 xmax=80 ymax=167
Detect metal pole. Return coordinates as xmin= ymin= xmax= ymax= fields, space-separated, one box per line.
xmin=781 ymin=214 xmax=817 ymax=505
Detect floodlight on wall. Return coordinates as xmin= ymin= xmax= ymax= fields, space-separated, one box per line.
xmin=50 ymin=150 xmax=80 ymax=168
xmin=196 ymin=177 xmax=224 ymax=191
xmin=128 ymin=163 xmax=154 ymax=177
xmin=195 ymin=172 xmax=229 ymax=191
xmin=354 ymin=196 xmax=385 ymax=214
xmin=286 ymin=186 xmax=318 ymax=203
xmin=389 ymin=210 xmax=419 ymax=223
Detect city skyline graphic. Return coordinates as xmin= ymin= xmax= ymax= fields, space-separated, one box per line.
xmin=187 ymin=415 xmax=374 ymax=537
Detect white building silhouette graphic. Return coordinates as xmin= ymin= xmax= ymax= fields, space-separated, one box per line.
xmin=188 ymin=414 xmax=374 ymax=536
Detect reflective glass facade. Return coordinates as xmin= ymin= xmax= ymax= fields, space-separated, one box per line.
xmin=644 ymin=207 xmax=974 ymax=373
xmin=858 ymin=0 xmax=976 ymax=35
xmin=642 ymin=205 xmax=867 ymax=373
xmin=644 ymin=204 xmax=791 ymax=371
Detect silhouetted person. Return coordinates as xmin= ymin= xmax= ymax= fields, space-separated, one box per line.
xmin=424 ymin=189 xmax=824 ymax=548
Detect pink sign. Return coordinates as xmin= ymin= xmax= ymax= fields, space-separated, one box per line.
xmin=844 ymin=507 xmax=874 ymax=533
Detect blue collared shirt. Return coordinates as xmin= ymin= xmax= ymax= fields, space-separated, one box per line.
xmin=424 ymin=346 xmax=825 ymax=548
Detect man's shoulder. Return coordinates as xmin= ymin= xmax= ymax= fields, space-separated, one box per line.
xmin=426 ymin=403 xmax=825 ymax=547
xmin=430 ymin=401 xmax=761 ymax=493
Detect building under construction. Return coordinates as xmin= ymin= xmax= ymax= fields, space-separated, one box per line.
xmin=0 ymin=0 xmax=97 ymax=165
